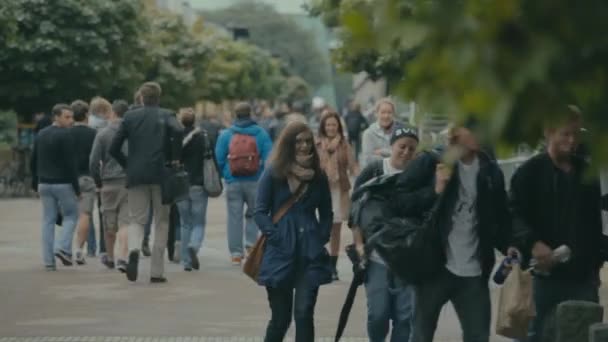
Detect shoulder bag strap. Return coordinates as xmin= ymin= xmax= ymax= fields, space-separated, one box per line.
xmin=272 ymin=182 xmax=307 ymax=224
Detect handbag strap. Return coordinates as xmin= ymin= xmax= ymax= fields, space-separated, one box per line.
xmin=272 ymin=182 xmax=307 ymax=224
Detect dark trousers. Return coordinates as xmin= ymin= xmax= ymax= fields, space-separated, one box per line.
xmin=264 ymin=279 xmax=319 ymax=342
xmin=412 ymin=268 xmax=491 ymax=342
xmin=525 ymin=276 xmax=599 ymax=342
xmin=167 ymin=204 xmax=180 ymax=260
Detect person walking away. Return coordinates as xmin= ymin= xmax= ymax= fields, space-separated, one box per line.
xmin=361 ymin=98 xmax=403 ymax=168
xmin=510 ymin=108 xmax=607 ymax=342
xmin=86 ymin=97 xmax=114 ymax=258
xmin=351 ymin=127 xmax=419 ymax=342
xmin=344 ymin=102 xmax=369 ymax=161
xmin=389 ymin=123 xmax=523 ymax=342
xmin=30 ymin=104 xmax=79 ymax=270
xmin=200 ymin=111 xmax=224 ymax=152
xmin=89 ymin=100 xmax=131 ymax=273
xmin=175 ymin=108 xmax=209 ymax=272
xmin=316 ymin=110 xmax=358 ymax=281
xmin=308 ymin=97 xmax=327 ymax=135
xmin=110 ymin=82 xmax=183 ymax=283
xmin=255 ymin=121 xmax=333 ymax=342
xmin=69 ymin=100 xmax=100 ymax=266
xmin=215 ymin=102 xmax=272 ymax=265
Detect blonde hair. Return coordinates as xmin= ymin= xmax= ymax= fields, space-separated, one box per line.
xmin=89 ymin=96 xmax=112 ymax=116
xmin=375 ymin=97 xmax=396 ymax=114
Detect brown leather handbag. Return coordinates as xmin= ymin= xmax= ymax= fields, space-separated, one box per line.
xmin=243 ymin=183 xmax=307 ymax=282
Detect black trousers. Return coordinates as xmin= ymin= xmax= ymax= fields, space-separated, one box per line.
xmin=264 ymin=281 xmax=319 ymax=342
xmin=412 ymin=268 xmax=491 ymax=342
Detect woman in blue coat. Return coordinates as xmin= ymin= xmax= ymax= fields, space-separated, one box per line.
xmin=255 ymin=121 xmax=333 ymax=342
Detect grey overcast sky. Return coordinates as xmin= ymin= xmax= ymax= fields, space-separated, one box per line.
xmin=190 ymin=0 xmax=307 ymax=14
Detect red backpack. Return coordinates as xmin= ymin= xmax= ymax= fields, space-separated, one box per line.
xmin=228 ymin=131 xmax=260 ymax=177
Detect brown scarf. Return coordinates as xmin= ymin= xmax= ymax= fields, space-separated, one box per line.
xmin=288 ymin=154 xmax=315 ymax=192
xmin=319 ymin=136 xmax=347 ymax=185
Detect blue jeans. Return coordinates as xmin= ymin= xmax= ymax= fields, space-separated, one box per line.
xmin=87 ymin=216 xmax=96 ymax=255
xmin=519 ymin=275 xmax=599 ymax=342
xmin=177 ymin=186 xmax=208 ymax=267
xmin=225 ymin=181 xmax=258 ymax=257
xmin=39 ymin=184 xmax=79 ymax=266
xmin=365 ymin=261 xmax=414 ymax=342
xmin=264 ymin=276 xmax=319 ymax=342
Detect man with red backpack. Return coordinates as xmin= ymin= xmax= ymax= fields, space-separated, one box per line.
xmin=215 ymin=102 xmax=273 ymax=265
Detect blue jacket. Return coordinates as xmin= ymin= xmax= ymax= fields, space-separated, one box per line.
xmin=215 ymin=118 xmax=273 ymax=184
xmin=254 ymin=166 xmax=334 ymax=288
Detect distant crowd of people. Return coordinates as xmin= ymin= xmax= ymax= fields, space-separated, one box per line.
xmin=30 ymin=81 xmax=608 ymax=342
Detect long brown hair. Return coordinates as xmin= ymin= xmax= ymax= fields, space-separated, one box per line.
xmin=318 ymin=110 xmax=345 ymax=139
xmin=270 ymin=121 xmax=322 ymax=179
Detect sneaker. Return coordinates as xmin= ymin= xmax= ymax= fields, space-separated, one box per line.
xmin=45 ymin=265 xmax=57 ymax=272
xmin=231 ymin=256 xmax=242 ymax=266
xmin=188 ymin=247 xmax=199 ymax=270
xmin=184 ymin=266 xmax=192 ymax=272
xmin=75 ymin=251 xmax=86 ymax=265
xmin=141 ymin=242 xmax=151 ymax=257
xmin=54 ymin=250 xmax=73 ymax=266
xmin=101 ymin=255 xmax=115 ymax=269
xmin=116 ymin=260 xmax=127 ymax=273
xmin=150 ymin=276 xmax=168 ymax=284
xmin=126 ymin=250 xmax=139 ymax=282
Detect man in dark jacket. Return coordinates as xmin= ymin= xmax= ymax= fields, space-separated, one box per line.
xmin=69 ymin=100 xmax=99 ymax=266
xmin=344 ymin=102 xmax=369 ymax=161
xmin=510 ymin=110 xmax=606 ymax=342
xmin=390 ymin=124 xmax=522 ymax=342
xmin=110 ymin=81 xmax=183 ymax=283
xmin=31 ymin=104 xmax=79 ymax=270
xmin=175 ymin=108 xmax=208 ymax=272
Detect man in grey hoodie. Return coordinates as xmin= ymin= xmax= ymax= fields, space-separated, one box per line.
xmin=89 ymin=100 xmax=130 ymax=272
xmin=361 ymin=98 xmax=403 ymax=168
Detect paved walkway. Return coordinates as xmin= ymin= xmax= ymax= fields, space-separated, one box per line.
xmin=0 ymin=198 xmax=605 ymax=341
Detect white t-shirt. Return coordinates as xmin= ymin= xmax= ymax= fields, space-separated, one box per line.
xmin=369 ymin=158 xmax=404 ymax=264
xmin=446 ymin=157 xmax=482 ymax=277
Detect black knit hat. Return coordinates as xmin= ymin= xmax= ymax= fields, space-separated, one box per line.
xmin=391 ymin=126 xmax=419 ymax=145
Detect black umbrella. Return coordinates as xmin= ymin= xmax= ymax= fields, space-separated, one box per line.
xmin=335 ymin=244 xmax=366 ymax=342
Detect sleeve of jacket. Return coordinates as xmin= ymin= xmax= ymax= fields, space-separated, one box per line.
xmin=167 ymin=113 xmax=183 ymax=162
xmin=360 ymin=128 xmax=374 ymax=168
xmin=317 ymin=173 xmax=333 ymax=243
xmin=89 ymin=133 xmax=104 ymax=188
xmin=353 ymin=161 xmax=381 ymax=190
xmin=30 ymin=137 xmax=38 ymax=192
xmin=491 ymin=166 xmax=516 ymax=255
xmin=509 ymin=162 xmax=536 ymax=260
xmin=254 ymin=168 xmax=276 ymax=237
xmin=110 ymin=119 xmax=128 ymax=169
xmin=258 ymin=128 xmax=273 ymax=163
xmin=215 ymin=130 xmax=230 ymax=177
xmin=389 ymin=152 xmax=438 ymax=217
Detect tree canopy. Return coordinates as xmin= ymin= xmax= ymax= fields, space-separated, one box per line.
xmin=308 ymin=0 xmax=608 ymax=164
xmin=0 ymin=0 xmax=291 ymax=118
xmin=0 ymin=0 xmax=147 ymax=116
xmin=202 ymin=1 xmax=329 ymax=89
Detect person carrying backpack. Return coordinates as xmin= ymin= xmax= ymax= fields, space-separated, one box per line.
xmin=215 ymin=102 xmax=273 ymax=266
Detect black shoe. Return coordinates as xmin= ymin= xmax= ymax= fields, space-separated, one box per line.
xmin=126 ymin=250 xmax=139 ymax=282
xmin=45 ymin=265 xmax=57 ymax=272
xmin=188 ymin=247 xmax=199 ymax=270
xmin=116 ymin=260 xmax=127 ymax=273
xmin=101 ymin=255 xmax=115 ymax=270
xmin=55 ymin=250 xmax=73 ymax=266
xmin=150 ymin=277 xmax=168 ymax=283
xmin=141 ymin=243 xmax=151 ymax=257
xmin=184 ymin=267 xmax=192 ymax=272
xmin=332 ymin=269 xmax=340 ymax=282
xmin=330 ymin=255 xmax=339 ymax=282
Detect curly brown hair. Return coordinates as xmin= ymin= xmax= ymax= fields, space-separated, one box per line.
xmin=270 ymin=121 xmax=322 ymax=179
